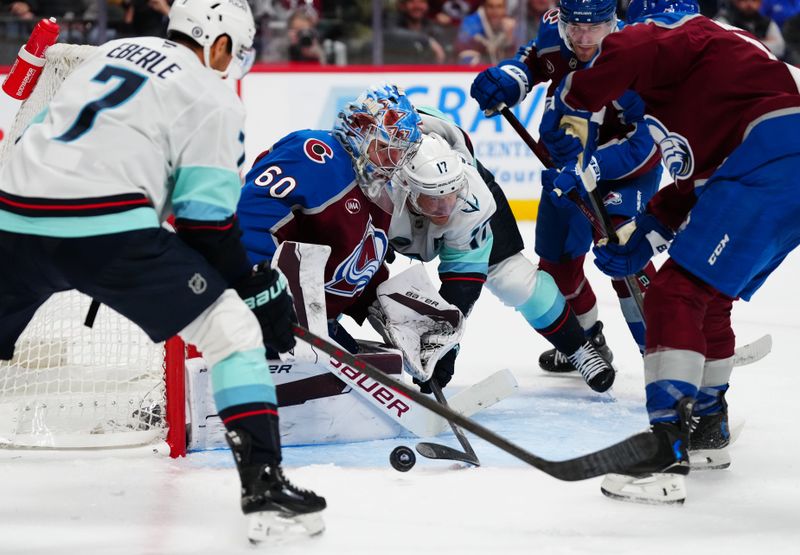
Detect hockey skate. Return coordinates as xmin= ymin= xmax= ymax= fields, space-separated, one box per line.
xmin=565 ymin=340 xmax=615 ymax=392
xmin=226 ymin=431 xmax=326 ymax=544
xmin=601 ymin=399 xmax=693 ymax=505
xmin=539 ymin=321 xmax=613 ymax=373
xmin=689 ymin=404 xmax=731 ymax=471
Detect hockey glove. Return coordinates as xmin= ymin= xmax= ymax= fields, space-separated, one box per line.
xmin=615 ymin=90 xmax=646 ymax=125
xmin=540 ymin=168 xmax=560 ymax=195
xmin=414 ymin=345 xmax=459 ymax=394
xmin=470 ymin=59 xmax=531 ymax=113
xmin=549 ymin=157 xmax=600 ymax=208
xmin=592 ymin=213 xmax=674 ymax=278
xmin=540 ymin=99 xmax=583 ymax=167
xmin=235 ymin=263 xmax=297 ymax=353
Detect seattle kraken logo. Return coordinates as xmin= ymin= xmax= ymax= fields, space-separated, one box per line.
xmin=326 ymin=215 xmax=389 ymax=297
xmin=644 ymin=115 xmax=695 ymax=181
xmin=461 ymin=193 xmax=480 ymax=213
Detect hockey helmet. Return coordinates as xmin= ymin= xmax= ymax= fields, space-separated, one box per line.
xmin=168 ymin=0 xmax=256 ymax=78
xmin=333 ymin=84 xmax=423 ymax=198
xmin=626 ymin=0 xmax=699 ymax=22
xmin=396 ymin=133 xmax=468 ymax=223
xmin=558 ymin=0 xmax=618 ymax=57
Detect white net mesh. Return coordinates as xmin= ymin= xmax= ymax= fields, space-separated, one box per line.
xmin=0 ymin=292 xmax=167 ymax=448
xmin=0 ymin=44 xmax=172 ymax=450
xmin=0 ymin=43 xmax=97 ymax=165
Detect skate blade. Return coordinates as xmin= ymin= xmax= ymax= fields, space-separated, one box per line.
xmin=248 ymin=511 xmax=325 ymax=545
xmin=689 ymin=448 xmax=731 ymax=471
xmin=600 ymin=472 xmax=687 ymax=505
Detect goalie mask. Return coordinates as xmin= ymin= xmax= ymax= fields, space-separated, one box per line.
xmin=333 ymin=84 xmax=423 ymax=203
xmin=168 ymin=0 xmax=256 ymax=79
xmin=395 ymin=132 xmax=468 ymax=226
xmin=558 ymin=0 xmax=618 ymax=62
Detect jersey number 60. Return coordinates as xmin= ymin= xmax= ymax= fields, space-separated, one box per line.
xmin=253 ymin=165 xmax=297 ymax=198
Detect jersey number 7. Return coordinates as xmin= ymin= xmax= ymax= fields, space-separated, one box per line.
xmin=56 ymin=65 xmax=147 ymax=143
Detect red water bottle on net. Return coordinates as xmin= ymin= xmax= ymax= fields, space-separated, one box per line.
xmin=2 ymin=17 xmax=60 ymax=101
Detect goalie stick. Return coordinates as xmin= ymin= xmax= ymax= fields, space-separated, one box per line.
xmin=416 ymin=380 xmax=481 ymax=466
xmin=294 ymin=324 xmax=659 ymax=481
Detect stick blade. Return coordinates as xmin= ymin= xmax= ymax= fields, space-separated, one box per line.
xmin=416 ymin=442 xmax=480 ymax=466
xmin=733 ymin=334 xmax=772 ymax=367
xmin=541 ymin=431 xmax=660 ymax=482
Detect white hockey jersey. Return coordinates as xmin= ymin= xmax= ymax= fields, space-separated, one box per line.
xmin=0 ymin=37 xmax=245 ymax=238
xmin=388 ymin=162 xmax=496 ymax=279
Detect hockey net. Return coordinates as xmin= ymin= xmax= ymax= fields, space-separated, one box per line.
xmin=0 ymin=43 xmax=186 ymax=456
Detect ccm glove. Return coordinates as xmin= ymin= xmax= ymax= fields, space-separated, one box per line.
xmin=549 ymin=157 xmax=600 ymax=208
xmin=470 ymin=59 xmax=531 ymax=113
xmin=539 ymin=99 xmax=582 ymax=167
xmin=414 ymin=346 xmax=459 ymax=394
xmin=235 ymin=263 xmax=297 ymax=353
xmin=593 ymin=213 xmax=674 ymax=278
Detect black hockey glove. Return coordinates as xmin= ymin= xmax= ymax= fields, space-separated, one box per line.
xmin=414 ymin=346 xmax=459 ymax=394
xmin=235 ymin=263 xmax=297 ymax=353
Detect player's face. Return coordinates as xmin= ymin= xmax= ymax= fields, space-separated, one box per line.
xmin=414 ymin=190 xmax=461 ymax=225
xmin=565 ymin=21 xmax=614 ymax=62
xmin=366 ymin=138 xmax=417 ymax=180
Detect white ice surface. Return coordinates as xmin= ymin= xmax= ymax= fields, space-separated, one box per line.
xmin=1 ymin=222 xmax=798 ymax=554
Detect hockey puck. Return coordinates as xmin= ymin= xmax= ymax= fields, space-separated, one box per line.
xmin=389 ymin=445 xmax=416 ymax=472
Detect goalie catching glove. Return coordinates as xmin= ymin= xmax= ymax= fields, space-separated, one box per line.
xmin=367 ymin=265 xmax=465 ymax=391
xmin=235 ymin=262 xmax=297 ymax=353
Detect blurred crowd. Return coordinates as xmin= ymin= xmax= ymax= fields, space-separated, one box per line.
xmin=2 ymin=0 xmax=800 ymax=66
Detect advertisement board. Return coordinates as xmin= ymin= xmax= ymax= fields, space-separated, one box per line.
xmin=241 ymin=66 xmax=548 ymax=218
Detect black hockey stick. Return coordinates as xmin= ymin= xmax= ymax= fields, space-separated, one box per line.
xmin=498 ymin=105 xmax=606 ymax=237
xmin=416 ymin=380 xmax=481 ymax=466
xmin=293 ymin=324 xmax=658 ymax=481
xmin=500 ymin=106 xmax=646 ymax=317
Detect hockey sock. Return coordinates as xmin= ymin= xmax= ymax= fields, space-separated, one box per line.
xmin=610 ymin=261 xmax=656 ymax=353
xmin=212 ymin=348 xmax=282 ymax=464
xmin=534 ymin=303 xmax=587 ymax=357
xmin=645 ymin=379 xmax=699 ymax=425
xmin=695 ymin=383 xmax=729 ymax=416
xmin=538 ymin=257 xmax=597 ymax=318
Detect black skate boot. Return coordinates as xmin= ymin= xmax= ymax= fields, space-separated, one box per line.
xmin=689 ymin=394 xmax=731 ymax=470
xmin=226 ymin=430 xmax=326 ymax=542
xmin=601 ymin=398 xmax=693 ymax=505
xmin=565 ymin=340 xmax=615 ymax=392
xmin=539 ymin=321 xmax=613 ymax=373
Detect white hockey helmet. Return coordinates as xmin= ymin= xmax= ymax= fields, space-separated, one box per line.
xmin=396 ymin=132 xmax=468 ymax=222
xmin=168 ymin=0 xmax=256 ymax=78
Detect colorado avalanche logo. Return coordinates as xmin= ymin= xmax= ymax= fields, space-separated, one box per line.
xmin=644 ymin=115 xmax=694 ymax=180
xmin=603 ymin=190 xmax=623 ymax=207
xmin=303 ymin=139 xmax=333 ymax=164
xmin=304 ymin=138 xmax=334 ymax=164
xmin=325 ymin=215 xmax=389 ymax=297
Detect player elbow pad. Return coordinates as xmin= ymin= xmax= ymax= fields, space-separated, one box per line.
xmin=175 ymin=215 xmax=252 ymax=286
